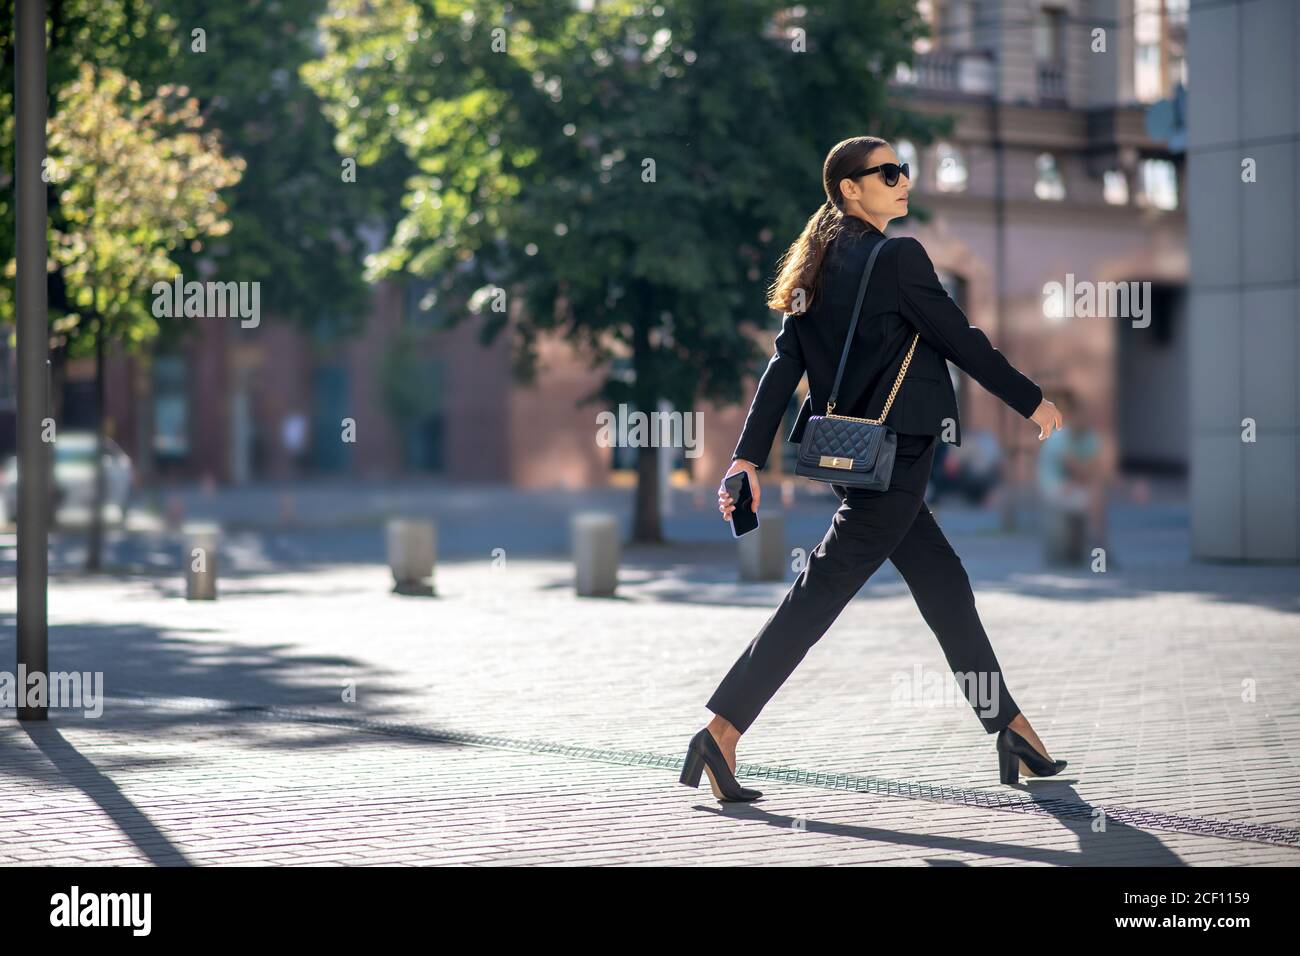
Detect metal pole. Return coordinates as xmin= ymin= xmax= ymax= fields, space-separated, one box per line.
xmin=990 ymin=1 xmax=1017 ymax=534
xmin=15 ymin=0 xmax=49 ymax=721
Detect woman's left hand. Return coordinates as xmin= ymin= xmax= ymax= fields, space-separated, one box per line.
xmin=1030 ymin=398 xmax=1064 ymax=440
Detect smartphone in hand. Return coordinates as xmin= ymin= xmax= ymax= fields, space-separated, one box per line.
xmin=724 ymin=470 xmax=759 ymax=537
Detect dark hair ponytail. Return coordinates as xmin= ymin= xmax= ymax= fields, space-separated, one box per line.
xmin=766 ymin=135 xmax=890 ymax=313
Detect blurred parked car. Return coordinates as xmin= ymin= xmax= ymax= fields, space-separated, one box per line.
xmin=1 ymin=432 xmax=133 ymax=527
xmin=928 ymin=428 xmax=1002 ymax=506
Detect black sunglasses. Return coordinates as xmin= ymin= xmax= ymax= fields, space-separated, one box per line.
xmin=848 ymin=161 xmax=910 ymax=187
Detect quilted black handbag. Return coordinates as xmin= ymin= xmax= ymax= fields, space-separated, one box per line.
xmin=793 ymin=236 xmax=919 ymax=490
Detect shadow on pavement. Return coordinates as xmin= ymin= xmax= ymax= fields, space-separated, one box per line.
xmin=690 ymin=778 xmax=1186 ymax=866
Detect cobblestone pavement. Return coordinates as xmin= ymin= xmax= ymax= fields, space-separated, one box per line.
xmin=1 ymin=495 xmax=1297 ymax=865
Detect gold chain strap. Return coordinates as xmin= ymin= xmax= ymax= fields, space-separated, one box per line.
xmin=824 ymin=332 xmax=920 ymax=425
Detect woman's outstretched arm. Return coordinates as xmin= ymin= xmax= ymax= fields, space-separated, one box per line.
xmin=730 ymin=310 xmax=806 ymax=470
xmin=896 ymin=237 xmax=1042 ymax=419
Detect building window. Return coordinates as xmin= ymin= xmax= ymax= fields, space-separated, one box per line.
xmin=310 ymin=364 xmax=351 ymax=473
xmin=1034 ymin=6 xmax=1064 ymax=62
xmin=913 ymin=0 xmax=938 ymax=55
xmin=1134 ymin=46 xmax=1160 ymax=102
xmin=377 ymin=332 xmax=446 ymax=473
xmin=153 ymin=355 xmax=190 ymax=461
xmin=895 ymin=139 xmax=919 ymax=191
xmin=1034 ymin=6 xmax=1066 ymax=102
xmin=934 ymin=142 xmax=968 ymax=193
xmin=942 ymin=1 xmax=977 ymax=50
xmin=916 ymin=0 xmax=978 ymax=52
xmin=1132 ymin=0 xmax=1185 ymax=100
xmin=1139 ymin=158 xmax=1179 ymax=210
xmin=1167 ymin=49 xmax=1187 ymax=91
xmin=1166 ymin=0 xmax=1188 ymax=89
xmin=403 ymin=358 xmax=446 ymax=472
xmin=1034 ymin=152 xmax=1066 ymax=201
xmin=309 ymin=312 xmax=350 ymax=345
xmin=1103 ymin=169 xmax=1129 ymax=205
xmin=1134 ymin=0 xmax=1164 ymax=102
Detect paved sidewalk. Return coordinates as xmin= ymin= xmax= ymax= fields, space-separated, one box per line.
xmin=4 ymin=700 xmax=1295 ymax=866
xmin=1 ymin=500 xmax=1297 ymax=865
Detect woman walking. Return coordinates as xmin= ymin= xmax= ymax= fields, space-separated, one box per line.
xmin=680 ymin=136 xmax=1068 ymax=803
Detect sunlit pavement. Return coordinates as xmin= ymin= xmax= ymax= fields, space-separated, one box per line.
xmin=1 ymin=483 xmax=1297 ymax=865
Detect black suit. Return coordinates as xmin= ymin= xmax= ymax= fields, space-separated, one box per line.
xmin=731 ymin=220 xmax=1041 ymax=469
xmin=707 ymin=220 xmax=1037 ymax=738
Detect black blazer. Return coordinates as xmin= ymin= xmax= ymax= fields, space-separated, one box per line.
xmin=731 ymin=220 xmax=1042 ymax=469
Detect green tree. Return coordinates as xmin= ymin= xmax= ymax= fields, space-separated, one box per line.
xmin=44 ymin=62 xmax=243 ymax=569
xmin=119 ymin=1 xmax=406 ymax=336
xmin=0 ymin=0 xmax=173 ymax=326
xmin=305 ymin=0 xmax=946 ymax=540
xmin=1 ymin=0 xmax=397 ymax=490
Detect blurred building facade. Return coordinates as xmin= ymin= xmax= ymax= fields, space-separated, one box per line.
xmin=873 ymin=0 xmax=1190 ymax=510
xmin=1186 ymin=0 xmax=1298 ymax=561
xmin=0 ymin=0 xmax=1195 ymax=498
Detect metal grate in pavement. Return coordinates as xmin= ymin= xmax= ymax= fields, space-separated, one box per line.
xmin=106 ymin=693 xmax=1300 ymax=850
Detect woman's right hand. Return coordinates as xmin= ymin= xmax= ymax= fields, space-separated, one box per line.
xmin=1030 ymin=398 xmax=1064 ymax=440
xmin=718 ymin=458 xmax=761 ymax=523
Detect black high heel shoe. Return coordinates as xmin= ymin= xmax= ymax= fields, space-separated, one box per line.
xmin=996 ymin=727 xmax=1067 ymax=785
xmin=679 ymin=728 xmax=762 ymax=802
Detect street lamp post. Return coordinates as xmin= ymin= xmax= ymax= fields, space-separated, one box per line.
xmin=15 ymin=0 xmax=49 ymax=721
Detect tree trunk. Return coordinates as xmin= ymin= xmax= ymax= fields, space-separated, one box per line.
xmin=49 ymin=340 xmax=68 ymax=427
xmin=133 ymin=352 xmax=155 ymax=485
xmin=632 ymin=442 xmax=662 ymax=543
xmin=86 ymin=317 xmax=106 ymax=572
xmin=630 ymin=305 xmax=663 ymax=543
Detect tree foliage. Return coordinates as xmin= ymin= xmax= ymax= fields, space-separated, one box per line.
xmin=304 ymin=0 xmax=948 ymax=413
xmin=0 ymin=0 xmax=394 ymax=341
xmin=46 ymin=62 xmax=244 ymax=356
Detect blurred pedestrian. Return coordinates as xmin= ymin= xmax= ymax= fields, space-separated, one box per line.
xmin=1035 ymin=388 xmax=1110 ymax=559
xmin=281 ymin=411 xmax=307 ymax=478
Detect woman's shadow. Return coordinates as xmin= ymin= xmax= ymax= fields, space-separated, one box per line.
xmin=690 ymin=777 xmax=1186 ymax=866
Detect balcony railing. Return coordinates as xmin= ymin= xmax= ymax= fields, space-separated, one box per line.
xmin=893 ymin=50 xmax=995 ymax=96
xmin=1037 ymin=61 xmax=1066 ymax=104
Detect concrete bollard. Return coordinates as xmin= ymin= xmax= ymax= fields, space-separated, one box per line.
xmin=184 ymin=522 xmax=220 ymax=600
xmin=738 ymin=511 xmax=786 ymax=581
xmin=387 ymin=518 xmax=437 ymax=596
xmin=572 ymin=512 xmax=619 ymax=596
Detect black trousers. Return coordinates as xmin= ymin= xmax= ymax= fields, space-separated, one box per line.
xmin=707 ymin=434 xmax=1021 ymax=735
